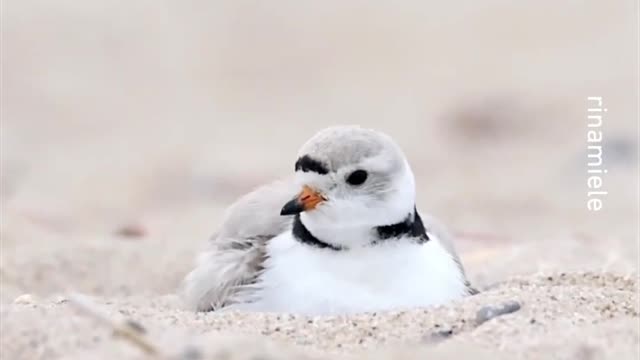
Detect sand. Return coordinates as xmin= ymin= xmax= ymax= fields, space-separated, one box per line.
xmin=1 ymin=1 xmax=639 ymax=359
xmin=1 ymin=273 xmax=638 ymax=359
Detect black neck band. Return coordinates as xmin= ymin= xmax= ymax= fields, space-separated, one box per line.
xmin=291 ymin=207 xmax=429 ymax=251
xmin=374 ymin=207 xmax=430 ymax=244
xmin=292 ymin=215 xmax=344 ymax=251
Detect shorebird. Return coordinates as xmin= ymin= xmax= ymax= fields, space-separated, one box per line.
xmin=182 ymin=126 xmax=476 ymax=315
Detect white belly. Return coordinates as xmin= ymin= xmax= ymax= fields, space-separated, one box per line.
xmin=234 ymin=232 xmax=468 ymax=315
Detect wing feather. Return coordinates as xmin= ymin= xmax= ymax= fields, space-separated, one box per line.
xmin=421 ymin=214 xmax=478 ymax=295
xmin=181 ymin=179 xmax=295 ymax=311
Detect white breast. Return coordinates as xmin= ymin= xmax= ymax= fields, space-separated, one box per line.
xmin=232 ymin=231 xmax=468 ymax=315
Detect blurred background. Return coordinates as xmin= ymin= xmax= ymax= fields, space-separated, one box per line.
xmin=1 ymin=1 xmax=638 ymax=301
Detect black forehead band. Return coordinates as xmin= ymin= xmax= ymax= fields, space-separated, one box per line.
xmin=294 ymin=155 xmax=329 ymax=174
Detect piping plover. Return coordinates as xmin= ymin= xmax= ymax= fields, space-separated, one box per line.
xmin=182 ymin=126 xmax=476 ymax=315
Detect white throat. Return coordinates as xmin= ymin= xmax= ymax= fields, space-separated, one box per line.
xmin=300 ymin=163 xmax=416 ymax=249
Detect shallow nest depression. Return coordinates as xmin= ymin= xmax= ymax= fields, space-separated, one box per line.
xmin=1 ymin=272 xmax=638 ymax=360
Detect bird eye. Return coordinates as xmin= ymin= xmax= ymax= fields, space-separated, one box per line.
xmin=346 ymin=170 xmax=368 ymax=186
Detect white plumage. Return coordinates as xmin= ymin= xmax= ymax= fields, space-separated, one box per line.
xmin=229 ymin=229 xmax=469 ymax=315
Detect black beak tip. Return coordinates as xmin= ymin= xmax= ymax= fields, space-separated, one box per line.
xmin=280 ymin=199 xmax=304 ymax=216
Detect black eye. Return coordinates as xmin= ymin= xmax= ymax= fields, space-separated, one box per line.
xmin=346 ymin=170 xmax=368 ymax=186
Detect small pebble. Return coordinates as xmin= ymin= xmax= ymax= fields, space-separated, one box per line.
xmin=52 ymin=295 xmax=68 ymax=304
xmin=125 ymin=320 xmax=147 ymax=334
xmin=115 ymin=223 xmax=147 ymax=238
xmin=14 ymin=294 xmax=36 ymax=305
xmin=422 ymin=328 xmax=454 ymax=344
xmin=177 ymin=345 xmax=204 ymax=360
xmin=476 ymin=300 xmax=522 ymax=325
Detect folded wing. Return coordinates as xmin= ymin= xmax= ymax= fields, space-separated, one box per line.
xmin=181 ymin=179 xmax=296 ymax=311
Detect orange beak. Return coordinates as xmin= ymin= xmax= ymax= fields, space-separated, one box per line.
xmin=280 ymin=185 xmax=325 ymax=215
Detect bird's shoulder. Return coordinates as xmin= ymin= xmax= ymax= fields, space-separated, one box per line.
xmin=213 ymin=178 xmax=296 ymax=249
xmin=182 ymin=178 xmax=297 ymax=311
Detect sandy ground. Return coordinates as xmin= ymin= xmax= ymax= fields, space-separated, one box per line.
xmin=1 ymin=273 xmax=638 ymax=359
xmin=1 ymin=1 xmax=639 ymax=359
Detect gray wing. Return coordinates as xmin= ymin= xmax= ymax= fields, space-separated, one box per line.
xmin=181 ymin=178 xmax=296 ymax=311
xmin=421 ymin=214 xmax=479 ymax=295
